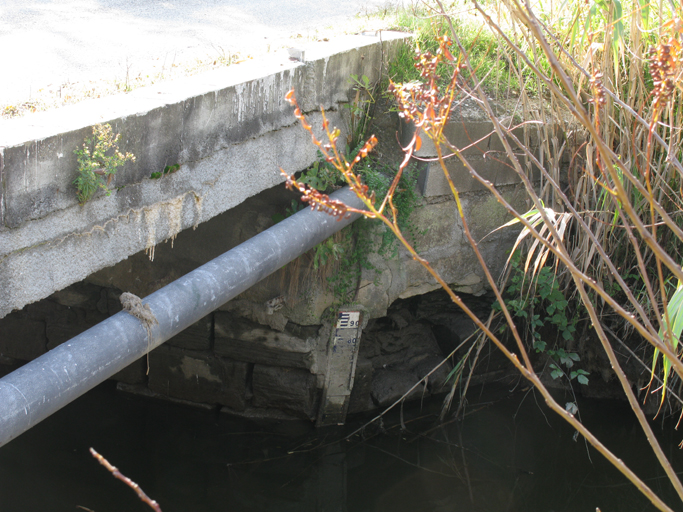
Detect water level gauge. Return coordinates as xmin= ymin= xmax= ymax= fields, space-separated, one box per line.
xmin=317 ymin=310 xmax=363 ymax=426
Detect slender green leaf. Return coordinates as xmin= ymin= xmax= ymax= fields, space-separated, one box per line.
xmin=638 ymin=0 xmax=650 ymax=31
xmin=651 ymin=277 xmax=683 ymax=407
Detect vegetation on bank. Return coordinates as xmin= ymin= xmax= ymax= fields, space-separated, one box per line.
xmin=281 ymin=1 xmax=683 ymax=510
xmin=376 ymin=0 xmax=683 ymax=411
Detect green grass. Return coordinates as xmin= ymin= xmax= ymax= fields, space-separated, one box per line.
xmin=382 ymin=3 xmax=532 ymax=99
xmin=376 ymin=0 xmax=672 ymax=102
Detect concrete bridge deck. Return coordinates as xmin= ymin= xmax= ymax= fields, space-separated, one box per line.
xmin=0 ymin=32 xmax=409 ymax=318
xmin=0 ymin=0 xmax=393 ymax=107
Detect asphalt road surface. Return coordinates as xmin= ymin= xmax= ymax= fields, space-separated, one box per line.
xmin=0 ymin=0 xmax=401 ymax=106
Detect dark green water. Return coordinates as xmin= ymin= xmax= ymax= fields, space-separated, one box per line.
xmin=0 ymin=381 xmax=681 ymax=512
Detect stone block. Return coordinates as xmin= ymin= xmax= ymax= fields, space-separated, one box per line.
xmin=410 ymin=201 xmax=462 ymax=251
xmin=411 ymin=354 xmax=452 ymax=393
xmin=148 ymin=345 xmax=248 ymax=410
xmin=465 ymin=190 xmax=523 ymax=241
xmin=105 ymin=288 xmax=125 ymax=316
xmin=376 ymin=323 xmax=442 ymax=357
xmin=220 ymin=299 xmax=289 ymax=331
xmin=371 ymin=369 xmax=425 ymax=407
xmin=0 ymin=355 xmax=24 ymax=378
xmin=252 ymin=364 xmax=319 ymax=420
xmin=220 ymin=405 xmax=303 ymax=423
xmin=0 ymin=314 xmax=47 ymax=361
xmin=45 ymin=307 xmax=107 ymax=350
xmin=167 ymin=315 xmax=212 ymax=351
xmin=214 ymin=312 xmax=314 ymax=369
xmin=49 ymin=282 xmax=106 ymax=310
xmin=400 ymin=98 xmax=539 ymax=159
xmin=45 ymin=312 xmax=80 ymax=350
xmin=348 ymin=358 xmax=375 ymax=414
xmin=111 ymin=356 xmax=148 ymax=385
xmin=398 ymin=97 xmax=544 ymax=198
xmin=419 ymin=154 xmax=538 ymax=197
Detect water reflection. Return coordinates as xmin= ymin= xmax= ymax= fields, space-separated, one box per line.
xmin=0 ymin=381 xmax=679 ymax=511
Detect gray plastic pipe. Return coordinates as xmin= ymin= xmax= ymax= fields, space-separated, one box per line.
xmin=0 ymin=187 xmax=365 ymax=447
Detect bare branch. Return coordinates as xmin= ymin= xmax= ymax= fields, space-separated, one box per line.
xmin=90 ymin=448 xmax=162 ymax=512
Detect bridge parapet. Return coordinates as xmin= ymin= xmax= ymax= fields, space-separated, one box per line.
xmin=0 ymin=32 xmax=409 ymax=318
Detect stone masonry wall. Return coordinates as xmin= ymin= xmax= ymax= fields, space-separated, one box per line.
xmin=0 ymin=179 xmax=526 ymax=421
xmin=0 ymin=270 xmax=506 ymax=422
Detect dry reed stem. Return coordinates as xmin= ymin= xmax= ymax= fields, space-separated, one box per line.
xmin=444 ymin=0 xmax=683 ymax=506
xmin=90 ymin=448 xmax=162 ymax=512
xmin=432 ymin=6 xmax=683 ymax=506
xmin=469 ymin=0 xmax=683 ymax=383
xmin=282 ymin=1 xmax=683 ymax=505
xmin=282 ymin=0 xmax=683 ymax=504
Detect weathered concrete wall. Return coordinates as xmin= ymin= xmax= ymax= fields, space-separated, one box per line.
xmin=400 ymin=97 xmax=541 ymax=197
xmin=0 ymin=174 xmax=524 ymax=420
xmin=0 ymin=41 xmax=547 ymax=421
xmin=0 ymin=32 xmax=409 ymax=319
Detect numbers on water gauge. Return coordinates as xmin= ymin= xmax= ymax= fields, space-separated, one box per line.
xmin=337 ymin=311 xmax=361 ymax=329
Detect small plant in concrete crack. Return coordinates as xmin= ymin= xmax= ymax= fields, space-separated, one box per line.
xmin=73 ymin=123 xmax=135 ymax=204
xmin=150 ymin=164 xmax=180 ymax=179
xmin=346 ymin=74 xmax=375 ymax=148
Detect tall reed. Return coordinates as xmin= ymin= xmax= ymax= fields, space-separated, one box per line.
xmin=282 ymin=0 xmax=683 ymax=508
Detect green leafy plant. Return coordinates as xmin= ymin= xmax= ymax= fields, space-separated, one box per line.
xmin=345 ymin=74 xmax=375 ymax=148
xmin=326 ymin=222 xmax=375 ymax=305
xmin=297 ymin=156 xmax=344 ymax=192
xmin=150 ymin=164 xmax=180 ymax=180
xmin=73 ymin=124 xmax=135 ymax=204
xmin=358 ymin=158 xmax=420 ymax=257
xmin=548 ymin=349 xmax=590 ymax=385
xmin=495 ymin=251 xmax=586 ymax=384
xmin=276 ymin=137 xmax=420 ymax=306
xmin=322 ymin=158 xmax=419 ymax=305
xmin=312 ymin=236 xmax=346 ymax=270
xmin=498 ymin=253 xmax=575 ymax=341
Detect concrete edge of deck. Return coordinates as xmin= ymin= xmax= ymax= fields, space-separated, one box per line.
xmin=0 ymin=31 xmax=411 ymax=318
